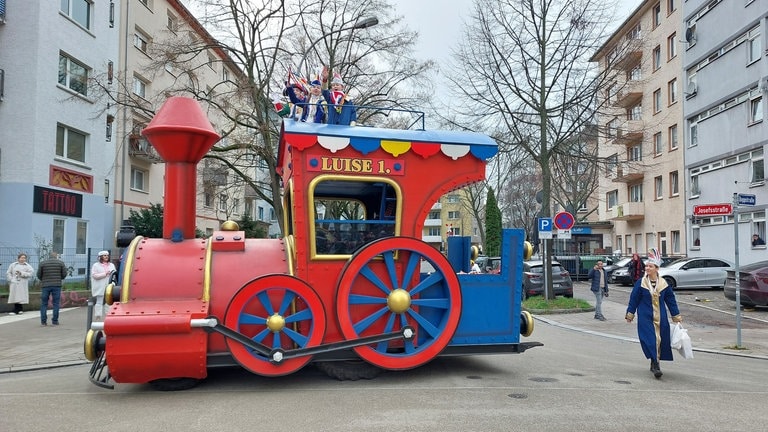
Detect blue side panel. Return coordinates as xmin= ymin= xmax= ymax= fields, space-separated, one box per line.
xmin=449 ymin=229 xmax=526 ymax=345
xmin=446 ymin=236 xmax=471 ymax=273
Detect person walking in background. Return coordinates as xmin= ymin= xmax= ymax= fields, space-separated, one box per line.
xmin=37 ymin=251 xmax=68 ymax=326
xmin=587 ymin=260 xmax=609 ymax=321
xmin=5 ymin=253 xmax=34 ymax=315
xmin=90 ymin=251 xmax=116 ymax=321
xmin=625 ymin=248 xmax=682 ymax=379
xmin=628 ymin=253 xmax=645 ymax=284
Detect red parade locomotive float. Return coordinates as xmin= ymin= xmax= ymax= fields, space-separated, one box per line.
xmin=84 ymin=97 xmax=540 ymax=390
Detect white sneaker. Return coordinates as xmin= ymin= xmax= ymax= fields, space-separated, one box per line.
xmin=17 ymin=311 xmax=23 ymax=315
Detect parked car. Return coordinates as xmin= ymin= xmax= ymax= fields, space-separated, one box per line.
xmin=658 ymin=257 xmax=734 ymax=289
xmin=609 ymin=256 xmax=679 ymax=286
xmin=522 ymin=260 xmax=574 ymax=299
xmin=724 ymin=260 xmax=768 ymax=306
xmin=605 ymin=257 xmax=632 ymax=283
xmin=483 ymin=257 xmax=502 ymax=274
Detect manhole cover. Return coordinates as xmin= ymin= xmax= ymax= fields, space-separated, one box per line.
xmin=529 ymin=377 xmax=558 ymax=383
xmin=466 ymin=375 xmax=482 ymax=380
xmin=508 ymin=393 xmax=528 ymax=399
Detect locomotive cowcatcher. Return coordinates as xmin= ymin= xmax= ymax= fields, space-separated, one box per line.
xmin=84 ymin=97 xmax=540 ymax=390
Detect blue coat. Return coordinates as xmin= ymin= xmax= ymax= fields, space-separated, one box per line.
xmin=322 ymin=89 xmax=357 ymax=125
xmin=626 ymin=276 xmax=681 ymax=361
xmin=587 ymin=268 xmax=608 ymax=293
xmin=284 ymin=86 xmax=326 ymax=123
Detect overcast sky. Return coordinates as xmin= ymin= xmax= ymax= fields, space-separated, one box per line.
xmin=388 ymin=0 xmax=643 ymax=64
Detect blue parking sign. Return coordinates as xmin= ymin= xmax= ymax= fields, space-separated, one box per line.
xmin=538 ymin=217 xmax=552 ymax=232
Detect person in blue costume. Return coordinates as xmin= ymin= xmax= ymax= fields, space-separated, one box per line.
xmin=283 ymin=79 xmax=326 ymax=123
xmin=321 ymin=70 xmax=357 ymax=126
xmin=625 ymin=248 xmax=682 ymax=379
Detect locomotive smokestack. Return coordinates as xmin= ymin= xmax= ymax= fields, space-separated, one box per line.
xmin=142 ymin=97 xmax=220 ymax=240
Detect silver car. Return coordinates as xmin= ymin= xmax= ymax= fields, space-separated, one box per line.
xmin=658 ymin=257 xmax=734 ymax=289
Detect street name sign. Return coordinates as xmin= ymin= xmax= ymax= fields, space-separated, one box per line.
xmin=693 ymin=203 xmax=733 ymax=216
xmin=738 ymin=194 xmax=756 ymax=206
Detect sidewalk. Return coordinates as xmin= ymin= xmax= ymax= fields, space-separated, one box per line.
xmin=1 ymin=284 xmax=767 ymax=374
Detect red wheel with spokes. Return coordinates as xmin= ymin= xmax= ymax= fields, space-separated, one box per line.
xmin=335 ymin=237 xmax=462 ymax=370
xmin=224 ymin=275 xmax=326 ymax=376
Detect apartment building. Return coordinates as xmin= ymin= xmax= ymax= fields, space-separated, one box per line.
xmin=0 ymin=1 xmax=119 ymax=270
xmin=682 ymin=0 xmax=768 ymax=264
xmin=592 ymin=0 xmax=685 ymax=257
xmin=422 ymin=189 xmax=480 ymax=252
xmin=114 ymin=0 xmax=276 ymax=238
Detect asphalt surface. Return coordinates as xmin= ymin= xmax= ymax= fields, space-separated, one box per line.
xmin=1 ymin=282 xmax=766 ymax=374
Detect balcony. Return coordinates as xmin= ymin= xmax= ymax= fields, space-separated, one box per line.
xmin=614 ymin=86 xmax=642 ymax=108
xmin=128 ymin=135 xmax=163 ymax=163
xmin=614 ymin=121 xmax=643 ymax=146
xmin=608 ymin=201 xmax=645 ymax=221
xmin=613 ymin=161 xmax=644 ymax=183
xmin=422 ymin=235 xmax=442 ymax=243
xmin=424 ymin=218 xmax=442 ymax=227
xmin=431 ymin=202 xmax=442 ymax=210
xmin=203 ymin=166 xmax=229 ymax=186
xmin=610 ymin=39 xmax=643 ymax=71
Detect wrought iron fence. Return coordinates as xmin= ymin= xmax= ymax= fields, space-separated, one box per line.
xmin=0 ymin=247 xmax=120 ymax=289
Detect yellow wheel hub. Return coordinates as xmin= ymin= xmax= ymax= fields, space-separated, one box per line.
xmin=387 ymin=288 xmax=411 ymax=313
xmin=266 ymin=313 xmax=285 ymax=332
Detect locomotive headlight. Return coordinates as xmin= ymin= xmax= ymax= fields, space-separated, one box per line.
xmin=83 ymin=329 xmax=106 ymax=361
xmin=104 ymin=283 xmax=121 ymax=305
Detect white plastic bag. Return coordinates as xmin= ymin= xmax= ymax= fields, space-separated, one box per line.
xmin=670 ymin=323 xmax=694 ymax=359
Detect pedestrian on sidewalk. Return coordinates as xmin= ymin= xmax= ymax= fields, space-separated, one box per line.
xmin=629 ymin=253 xmax=644 ymax=283
xmin=37 ymin=251 xmax=68 ymax=326
xmin=587 ymin=260 xmax=609 ymax=321
xmin=90 ymin=251 xmax=116 ymax=320
xmin=5 ymin=253 xmax=34 ymax=315
xmin=625 ymin=248 xmax=682 ymax=379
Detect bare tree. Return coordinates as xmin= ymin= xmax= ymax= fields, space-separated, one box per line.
xmin=447 ymin=0 xmax=621 ymax=298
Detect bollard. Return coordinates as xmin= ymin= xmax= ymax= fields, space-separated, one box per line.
xmin=86 ymin=296 xmax=95 ymax=331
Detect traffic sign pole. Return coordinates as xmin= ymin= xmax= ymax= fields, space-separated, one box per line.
xmin=732 ymin=193 xmax=742 ymax=347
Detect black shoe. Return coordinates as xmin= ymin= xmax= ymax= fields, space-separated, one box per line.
xmin=52 ymin=321 xmax=59 ymax=326
xmin=41 ymin=322 xmax=47 ymax=327
xmin=650 ymin=360 xmax=662 ymax=378
xmin=598 ymin=316 xmax=607 ymax=321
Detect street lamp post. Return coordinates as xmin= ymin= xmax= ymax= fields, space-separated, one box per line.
xmin=295 ymin=17 xmax=378 ymax=79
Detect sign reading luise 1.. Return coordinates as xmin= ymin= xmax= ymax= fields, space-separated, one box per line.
xmin=693 ymin=203 xmax=732 ymax=217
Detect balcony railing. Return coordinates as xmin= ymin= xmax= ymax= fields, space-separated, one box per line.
xmin=422 ymin=235 xmax=442 ymax=243
xmin=424 ymin=218 xmax=442 ymax=227
xmin=128 ymin=135 xmax=163 ymax=163
xmin=613 ymin=161 xmax=644 ymax=183
xmin=614 ymin=120 xmax=644 ymax=146
xmin=608 ymin=201 xmax=645 ymax=221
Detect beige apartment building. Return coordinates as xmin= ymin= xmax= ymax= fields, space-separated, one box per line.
xmin=591 ymin=0 xmax=685 ymax=257
xmin=114 ymin=0 xmax=262 ymax=238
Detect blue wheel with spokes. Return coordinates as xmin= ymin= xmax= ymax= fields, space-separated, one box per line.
xmin=224 ymin=275 xmax=326 ymax=376
xmin=335 ymin=237 xmax=462 ymax=370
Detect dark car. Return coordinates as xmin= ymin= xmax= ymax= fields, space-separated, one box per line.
xmin=605 ymin=257 xmax=632 ymax=283
xmin=724 ymin=260 xmax=768 ymax=306
xmin=522 ymin=260 xmax=574 ymax=299
xmin=483 ymin=256 xmax=502 ymax=274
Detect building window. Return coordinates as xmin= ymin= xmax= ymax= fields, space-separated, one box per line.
xmin=654 ymin=132 xmax=663 ymax=155
xmin=446 ymin=194 xmax=459 ymax=203
xmin=269 ymin=208 xmax=275 ymax=221
xmin=232 ymin=198 xmax=239 ymax=215
xmin=448 ymin=210 xmax=460 ymax=220
xmin=690 ymin=174 xmax=700 ymax=196
xmin=56 ymin=124 xmax=86 ymax=163
xmin=208 ymin=52 xmax=216 ymax=70
xmin=627 ymin=103 xmax=642 ymax=120
xmin=653 ymin=45 xmax=661 ymax=70
xmin=134 ymin=29 xmax=150 ymax=53
xmin=752 ymin=158 xmax=764 ymax=184
xmin=654 ymin=176 xmax=663 ymax=199
xmin=219 ymin=194 xmax=227 ymax=211
xmin=76 ymin=221 xmax=88 ymax=254
xmin=244 ymin=199 xmax=253 ymax=218
xmin=750 ymin=96 xmax=763 ymax=124
xmin=691 ymin=226 xmax=700 ymax=248
xmin=60 ymin=0 xmax=91 ymax=29
xmin=671 ymin=230 xmax=680 ymax=254
xmin=668 ymin=124 xmax=678 ymax=150
xmin=607 ymin=190 xmax=619 ymax=209
xmin=668 ymin=78 xmax=677 ymax=104
xmin=628 ymin=65 xmax=642 ymax=81
xmin=204 ymin=190 xmax=213 ymax=208
xmin=667 ymin=33 xmax=677 ymax=59
xmin=653 ymin=89 xmax=662 ymax=113
xmin=606 ymin=153 xmax=618 ymax=175
xmin=167 ymin=10 xmax=178 ymax=32
xmin=689 ymin=121 xmax=698 ymax=147
xmin=753 ymin=220 xmax=766 ymax=248
xmin=58 ymin=53 xmax=89 ymax=96
xmin=748 ymin=28 xmax=761 ymax=64
xmin=133 ymin=75 xmax=148 ymax=99
xmin=53 ymin=219 xmax=65 ymax=254
xmin=628 ymin=144 xmax=642 ymax=161
xmin=607 ymin=118 xmax=618 ymax=137
xmin=670 ymin=171 xmax=679 ymax=196
xmin=130 ymin=167 xmax=147 ymax=191
xmin=616 ymin=236 xmax=623 ymax=254
xmin=258 ymin=206 xmax=264 ymax=220
xmin=222 ymin=68 xmax=230 ymax=82
xmin=630 ymin=183 xmax=643 ymax=202
xmin=667 ymin=0 xmax=676 ymax=14
xmin=428 ymin=227 xmax=440 ymax=236
xmin=653 ymin=3 xmax=661 ymax=28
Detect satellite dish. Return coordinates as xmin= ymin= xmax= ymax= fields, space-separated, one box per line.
xmin=685 ymin=23 xmax=697 ymax=43
xmin=686 ymin=81 xmax=697 ymax=96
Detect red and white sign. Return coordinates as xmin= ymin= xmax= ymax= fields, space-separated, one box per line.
xmin=554 ymin=211 xmax=576 ymax=230
xmin=693 ymin=203 xmax=733 ymax=216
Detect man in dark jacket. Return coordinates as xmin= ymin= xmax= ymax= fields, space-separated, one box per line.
xmin=588 ymin=260 xmax=609 ymax=321
xmin=37 ymin=252 xmax=68 ymax=326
